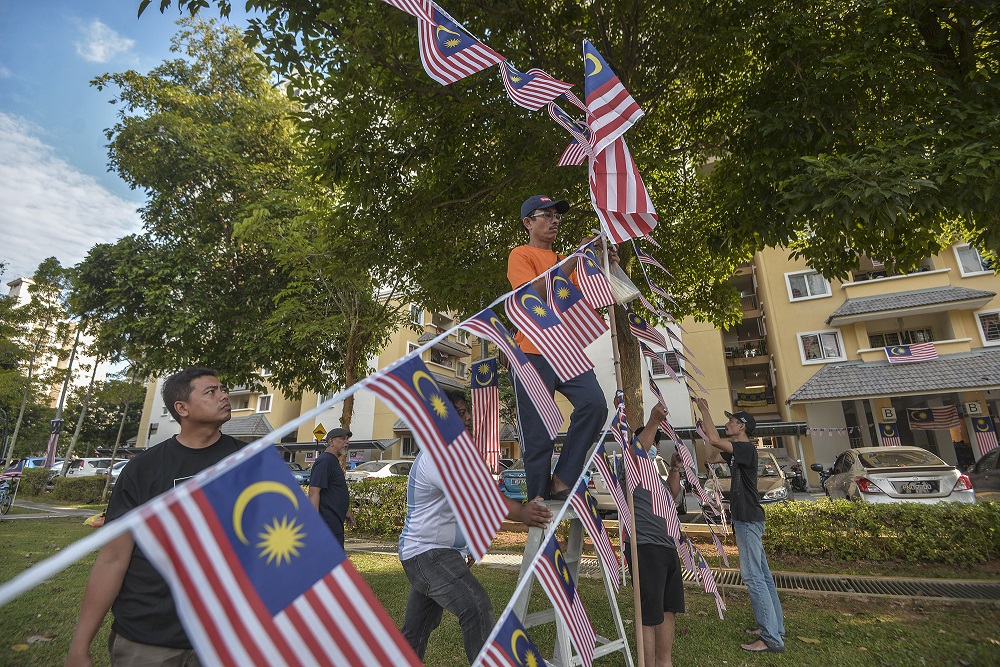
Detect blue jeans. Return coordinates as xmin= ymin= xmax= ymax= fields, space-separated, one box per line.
xmin=400 ymin=548 xmax=494 ymax=664
xmin=734 ymin=521 xmax=784 ymax=648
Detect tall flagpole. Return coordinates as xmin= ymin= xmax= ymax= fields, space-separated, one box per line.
xmin=598 ymin=230 xmax=645 ymax=667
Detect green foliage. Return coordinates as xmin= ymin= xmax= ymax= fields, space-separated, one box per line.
xmin=62 ymin=377 xmax=144 ymax=455
xmin=18 ymin=469 xmax=51 ymax=497
xmin=764 ymin=499 xmax=1000 ymax=566
xmin=49 ymin=477 xmax=110 ymax=505
xmin=349 ymin=476 xmax=409 ymax=538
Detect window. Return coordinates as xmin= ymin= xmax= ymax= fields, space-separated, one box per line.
xmin=955 ymin=244 xmax=991 ymax=276
xmin=456 ymin=329 xmax=469 ymax=345
xmin=430 ymin=348 xmax=455 ymax=369
xmin=868 ymin=328 xmax=933 ymax=348
xmin=257 ymin=394 xmax=272 ymax=413
xmin=649 ymin=351 xmax=681 ymax=376
xmin=407 ymin=342 xmax=420 ymax=356
xmin=785 ymin=270 xmax=831 ymax=301
xmin=457 ymin=361 xmax=469 ymax=379
xmin=409 ymin=304 xmax=424 ymax=326
xmin=260 ymin=368 xmax=273 ymax=377
xmin=161 ymin=405 xmax=169 ymax=416
xmin=401 ymin=436 xmax=418 ymax=457
xmin=798 ymin=331 xmax=845 ymax=363
xmin=976 ymin=311 xmax=1000 ymax=346
xmin=232 ymin=395 xmax=250 ymax=411
xmin=148 ymin=423 xmax=158 ymax=437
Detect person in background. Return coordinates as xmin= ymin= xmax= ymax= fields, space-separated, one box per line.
xmin=309 ymin=427 xmax=356 ymax=546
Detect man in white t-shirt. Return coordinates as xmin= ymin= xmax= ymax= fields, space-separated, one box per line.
xmin=398 ymin=389 xmax=551 ymax=664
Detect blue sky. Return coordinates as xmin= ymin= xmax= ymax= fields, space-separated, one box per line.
xmin=0 ymin=0 xmax=252 ymax=281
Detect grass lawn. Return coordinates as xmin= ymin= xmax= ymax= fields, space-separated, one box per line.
xmin=2 ymin=518 xmax=1000 ymax=666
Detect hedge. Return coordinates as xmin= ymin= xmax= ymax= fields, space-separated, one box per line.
xmin=49 ymin=476 xmax=110 ymax=504
xmin=18 ymin=468 xmax=51 ymax=496
xmin=763 ymin=499 xmax=1000 ymax=566
xmin=349 ymin=476 xmax=409 ymax=538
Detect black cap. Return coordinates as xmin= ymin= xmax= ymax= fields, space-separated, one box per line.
xmin=724 ymin=411 xmax=756 ymax=435
xmin=520 ymin=195 xmax=570 ymax=220
xmin=326 ymin=427 xmax=352 ymax=440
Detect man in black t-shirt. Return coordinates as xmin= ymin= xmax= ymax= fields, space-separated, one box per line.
xmin=695 ymin=397 xmax=785 ymax=654
xmin=309 ymin=428 xmax=355 ymax=545
xmin=66 ymin=367 xmax=241 ymax=667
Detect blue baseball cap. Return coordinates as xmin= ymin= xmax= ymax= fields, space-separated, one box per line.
xmin=520 ymin=195 xmax=570 ymax=220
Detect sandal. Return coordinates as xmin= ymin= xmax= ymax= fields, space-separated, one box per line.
xmin=745 ymin=627 xmax=761 ymax=636
xmin=741 ymin=639 xmax=785 ymax=653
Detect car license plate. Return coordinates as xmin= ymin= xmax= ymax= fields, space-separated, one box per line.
xmin=898 ymin=480 xmax=937 ymax=494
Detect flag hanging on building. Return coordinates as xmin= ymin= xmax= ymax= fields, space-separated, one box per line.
xmin=505 ymin=284 xmax=593 ymax=381
xmin=535 ymin=537 xmax=596 ymax=666
xmin=474 ymin=609 xmax=546 ymax=667
xmin=131 ymin=447 xmax=422 ymax=667
xmin=575 ymin=243 xmax=616 ymax=308
xmin=885 ymin=343 xmax=938 ymax=364
xmin=626 ymin=307 xmax=669 ymax=350
xmin=362 ymin=355 xmax=508 ymax=559
xmin=547 ymin=265 xmax=607 ymax=347
xmin=570 ymin=479 xmax=621 ymax=590
xmin=972 ymin=416 xmax=999 ymax=458
xmin=907 ymin=406 xmax=961 ymax=430
xmin=501 ymin=62 xmax=573 ymax=110
xmin=461 ymin=309 xmax=563 ymax=439
xmin=378 ymin=0 xmax=436 ymax=22
xmin=417 ymin=4 xmax=505 ymax=85
xmin=878 ymin=422 xmax=901 ymax=446
xmin=592 ymin=442 xmax=632 ymax=532
xmin=582 ymin=40 xmax=643 ymax=155
xmin=42 ymin=419 xmax=63 ymax=470
xmin=472 ymin=357 xmax=501 ymax=474
xmin=589 ymin=137 xmax=658 ymax=244
xmin=633 ymin=243 xmax=670 ymax=276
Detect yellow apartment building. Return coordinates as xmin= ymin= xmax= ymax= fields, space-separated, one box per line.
xmin=680 ymin=242 xmax=1000 ymax=486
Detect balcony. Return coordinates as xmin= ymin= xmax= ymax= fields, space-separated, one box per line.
xmin=856 ymin=337 xmax=974 ymax=363
xmin=732 ymin=388 xmax=776 ymax=412
xmin=726 ymin=338 xmax=768 ymax=366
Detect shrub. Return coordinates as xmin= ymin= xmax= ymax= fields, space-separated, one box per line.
xmin=50 ymin=476 xmax=109 ymax=504
xmin=19 ymin=469 xmax=51 ymax=496
xmin=350 ymin=476 xmax=408 ymax=538
xmin=763 ymin=499 xmax=1000 ymax=566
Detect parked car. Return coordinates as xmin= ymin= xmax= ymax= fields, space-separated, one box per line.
xmin=345 ymin=459 xmax=413 ymax=483
xmin=701 ymin=451 xmax=791 ymax=521
xmin=498 ymin=455 xmax=593 ymax=502
xmin=968 ymin=448 xmax=1000 ymax=501
xmin=286 ymin=461 xmax=311 ymax=485
xmin=65 ymin=458 xmax=115 ymax=478
xmin=106 ymin=460 xmax=129 ymax=484
xmin=824 ymin=446 xmax=975 ymax=504
xmin=587 ymin=455 xmax=687 ymax=518
xmin=1 ymin=457 xmax=63 ymax=480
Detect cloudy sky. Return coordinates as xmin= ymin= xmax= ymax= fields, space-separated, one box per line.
xmin=0 ymin=1 xmax=250 ymax=282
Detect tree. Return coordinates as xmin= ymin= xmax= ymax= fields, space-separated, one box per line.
xmin=62 ymin=375 xmax=144 ymax=456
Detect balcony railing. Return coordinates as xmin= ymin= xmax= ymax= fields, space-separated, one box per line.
xmin=725 ymin=338 xmax=768 ymax=358
xmin=740 ymin=293 xmax=759 ymax=310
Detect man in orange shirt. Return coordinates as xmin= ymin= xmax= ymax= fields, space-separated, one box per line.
xmin=507 ymin=195 xmax=615 ymax=501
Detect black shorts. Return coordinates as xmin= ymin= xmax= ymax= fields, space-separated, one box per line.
xmin=625 ymin=543 xmax=685 ymax=626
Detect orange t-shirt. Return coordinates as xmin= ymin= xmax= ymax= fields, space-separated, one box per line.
xmin=507 ymin=245 xmax=577 ymax=356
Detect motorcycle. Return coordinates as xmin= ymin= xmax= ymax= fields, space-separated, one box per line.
xmin=788 ymin=461 xmax=808 ymax=493
xmin=810 ymin=462 xmax=833 ymax=496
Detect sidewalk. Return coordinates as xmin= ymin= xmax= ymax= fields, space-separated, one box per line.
xmin=3 ymin=499 xmax=98 ymax=519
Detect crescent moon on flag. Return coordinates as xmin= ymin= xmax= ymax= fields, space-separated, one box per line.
xmin=489 ymin=316 xmax=518 ymax=348
xmin=435 ymin=24 xmax=462 ymax=38
xmin=891 ymin=347 xmax=906 ymax=355
xmin=475 ymin=365 xmax=496 ymax=386
xmin=520 ymin=293 xmax=547 ymax=313
xmin=585 ymin=53 xmax=603 ymax=76
xmin=881 ymin=424 xmax=893 ymax=435
xmin=552 ymin=275 xmax=572 ymax=297
xmin=975 ymin=418 xmax=989 ymax=432
xmin=412 ymin=370 xmax=439 ymax=402
xmin=554 ymin=546 xmax=571 ymax=584
xmin=628 ymin=312 xmax=643 ymax=326
xmin=510 ymin=629 xmax=532 ymax=665
xmin=232 ymin=481 xmax=299 ymax=545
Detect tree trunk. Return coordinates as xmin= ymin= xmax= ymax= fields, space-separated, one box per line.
xmin=60 ymin=360 xmax=100 ymax=477
xmin=614 ymin=305 xmax=645 ymax=427
xmin=101 ymin=368 xmax=138 ymax=503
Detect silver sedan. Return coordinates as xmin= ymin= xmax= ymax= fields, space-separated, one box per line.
xmin=825 ymin=446 xmax=976 ymax=504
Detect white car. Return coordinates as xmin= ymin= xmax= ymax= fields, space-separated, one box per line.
xmin=65 ymin=458 xmax=115 ymax=478
xmin=107 ymin=460 xmax=129 ymax=483
xmin=825 ymin=446 xmax=975 ymax=504
xmin=344 ymin=459 xmax=413 ymax=483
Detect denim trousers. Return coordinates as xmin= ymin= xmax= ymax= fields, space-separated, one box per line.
xmin=733 ymin=520 xmax=785 ymax=648
xmin=400 ymin=548 xmax=494 ymax=664
xmin=515 ymin=355 xmax=608 ymax=500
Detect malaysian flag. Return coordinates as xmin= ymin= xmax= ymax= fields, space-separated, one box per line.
xmin=613 ymin=398 xmax=671 ymax=521
xmin=535 ymin=537 xmax=596 ymax=666
xmin=690 ymin=539 xmax=726 ymax=619
xmin=626 ymin=307 xmax=669 ymax=350
xmin=131 ymin=447 xmax=421 ymax=666
xmin=417 ymin=4 xmax=505 ymax=85
xmin=673 ymin=349 xmax=704 ymax=377
xmin=472 ymin=357 xmax=501 ymax=474
xmin=461 ymin=309 xmax=563 ymax=439
xmin=379 ymin=0 xmax=435 ymax=21
xmin=361 ymin=355 xmax=508 ymax=558
xmin=592 ymin=442 xmax=632 ymax=531
xmin=973 ymin=416 xmax=999 ymax=458
xmin=474 ymin=610 xmax=545 ymax=667
xmin=558 ymin=140 xmax=589 ymax=167
xmin=548 ymin=101 xmax=594 ymax=157
xmin=639 ymin=341 xmax=676 ymax=382
xmin=583 ymin=40 xmax=643 ymax=155
xmin=42 ymin=419 xmax=63 ymax=469
xmin=570 ymin=479 xmax=621 ymax=590
xmin=907 ymin=406 xmax=961 ymax=430
xmin=885 ymin=342 xmax=938 ymax=363
xmin=633 ymin=243 xmax=670 ymax=275
xmin=647 ymin=278 xmax=671 ymax=302
xmin=589 ymin=137 xmax=658 ymax=244
xmin=575 ymin=243 xmax=616 ymax=308
xmin=501 ymin=62 xmax=573 ymax=110
xmin=547 ymin=265 xmax=607 ymax=346
xmin=505 ymin=284 xmax=593 ymax=381
xmin=878 ymin=422 xmax=901 ymax=446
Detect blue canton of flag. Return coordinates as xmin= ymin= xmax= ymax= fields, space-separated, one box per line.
xmin=505 ymin=284 xmax=593 ymax=381
xmin=361 ymin=355 xmax=507 ymax=559
xmin=500 ymin=62 xmax=573 ymax=110
xmin=474 ymin=610 xmax=545 ymax=667
xmin=535 ymin=537 xmax=596 ymax=666
xmin=417 ymin=4 xmax=505 ymax=85
xmin=626 ymin=307 xmax=669 ymax=350
xmin=582 ymin=40 xmax=643 ymax=155
xmin=131 ymin=447 xmax=421 ymax=666
xmin=575 ymin=243 xmax=616 ymax=308
xmin=878 ymin=422 xmax=901 ymax=447
xmin=569 ymin=479 xmax=621 ymax=590
xmin=548 ymin=265 xmax=607 ymax=347
xmin=472 ymin=357 xmax=501 ymax=474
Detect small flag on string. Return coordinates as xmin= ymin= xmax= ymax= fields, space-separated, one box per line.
xmin=474 ymin=610 xmax=545 ymax=667
xmin=417 ymin=4 xmax=505 ymax=85
xmin=575 ymin=243 xmax=616 ymax=308
xmin=570 ymin=479 xmax=621 ymax=590
xmin=472 ymin=357 xmax=501 ymax=473
xmin=973 ymin=416 xmax=999 ymax=458
xmin=547 ymin=265 xmax=607 ymax=346
xmin=42 ymin=419 xmax=63 ymax=470
xmin=626 ymin=307 xmax=669 ymax=350
xmin=885 ymin=342 xmax=938 ymax=363
xmin=582 ymin=40 xmax=643 ymax=155
xmin=590 ymin=137 xmax=658 ymax=244
xmin=592 ymin=442 xmax=632 ymax=531
xmin=633 ymin=243 xmax=671 ymax=276
xmin=501 ymin=62 xmax=573 ymax=110
xmin=690 ymin=539 xmax=726 ymax=619
xmin=505 ymin=284 xmax=593 ymax=382
xmin=535 ymin=537 xmax=596 ymax=666
xmin=878 ymin=422 xmax=901 ymax=446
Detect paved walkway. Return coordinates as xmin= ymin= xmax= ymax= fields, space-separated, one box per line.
xmin=2 ymin=500 xmax=98 ymax=520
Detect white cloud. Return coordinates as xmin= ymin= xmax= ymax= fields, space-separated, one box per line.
xmin=74 ymin=20 xmax=136 ymax=64
xmin=0 ymin=65 xmax=11 ymax=79
xmin=0 ymin=112 xmax=143 ymax=281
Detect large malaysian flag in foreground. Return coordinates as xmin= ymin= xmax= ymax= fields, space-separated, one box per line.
xmin=535 ymin=537 xmax=596 ymax=666
xmin=474 ymin=610 xmax=545 ymax=667
xmin=583 ymin=40 xmax=643 ymax=155
xmin=505 ymin=284 xmax=593 ymax=381
xmin=132 ymin=447 xmax=421 ymax=666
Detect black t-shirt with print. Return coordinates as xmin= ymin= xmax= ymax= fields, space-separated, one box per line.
xmin=721 ymin=441 xmax=765 ymax=522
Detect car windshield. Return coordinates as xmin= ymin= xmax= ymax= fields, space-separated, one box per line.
xmin=287 ymin=462 xmax=306 ymax=471
xmin=355 ymin=461 xmax=391 ymax=472
xmin=858 ymin=449 xmax=945 ymax=468
xmin=758 ymin=456 xmax=780 ymax=477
